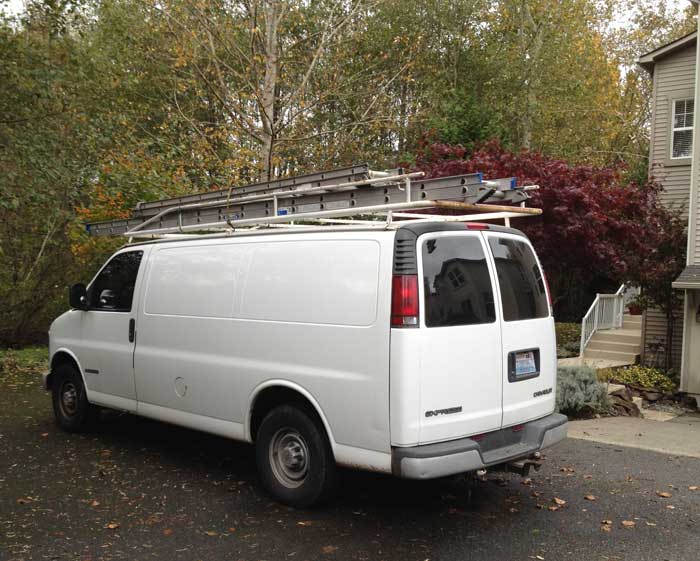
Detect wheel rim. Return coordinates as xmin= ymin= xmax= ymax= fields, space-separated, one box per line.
xmin=59 ymin=381 xmax=79 ymax=417
xmin=269 ymin=427 xmax=310 ymax=489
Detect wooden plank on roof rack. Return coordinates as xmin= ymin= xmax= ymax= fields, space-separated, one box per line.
xmin=430 ymin=201 xmax=542 ymax=214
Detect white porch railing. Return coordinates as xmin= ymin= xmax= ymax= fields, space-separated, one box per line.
xmin=579 ymin=284 xmax=640 ymax=356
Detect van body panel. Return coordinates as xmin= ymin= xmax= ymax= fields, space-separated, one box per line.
xmin=389 ymin=329 xmax=422 ymax=446
xmin=499 ymin=317 xmax=557 ymax=426
xmin=133 ymin=232 xmax=394 ymax=455
xmin=485 ymin=232 xmax=557 ymax=427
xmin=57 ymin=246 xmax=149 ymax=412
xmin=415 ymin=231 xmax=504 ymax=444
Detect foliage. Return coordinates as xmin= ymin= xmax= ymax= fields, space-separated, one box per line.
xmin=0 ymin=0 xmax=695 ymax=344
xmin=556 ymin=323 xmax=581 ymax=346
xmin=555 ymin=323 xmax=581 ymax=358
xmin=608 ymin=365 xmax=676 ymax=393
xmin=625 ymin=210 xmax=687 ymax=371
xmin=556 ymin=366 xmax=610 ymax=418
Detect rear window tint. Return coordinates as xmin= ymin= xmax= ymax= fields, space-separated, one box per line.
xmin=488 ymin=237 xmax=549 ymax=321
xmin=422 ymin=237 xmax=496 ymax=327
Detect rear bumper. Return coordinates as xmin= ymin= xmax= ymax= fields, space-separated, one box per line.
xmin=392 ymin=413 xmax=567 ymax=479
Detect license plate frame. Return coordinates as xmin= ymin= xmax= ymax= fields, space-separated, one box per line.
xmin=508 ymin=348 xmax=540 ymax=382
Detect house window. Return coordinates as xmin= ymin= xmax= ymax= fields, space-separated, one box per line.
xmin=447 ymin=268 xmax=466 ymax=289
xmin=671 ymin=98 xmax=694 ymax=159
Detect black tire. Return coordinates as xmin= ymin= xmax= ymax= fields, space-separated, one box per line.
xmin=51 ymin=363 xmax=97 ymax=432
xmin=256 ymin=405 xmax=338 ymax=508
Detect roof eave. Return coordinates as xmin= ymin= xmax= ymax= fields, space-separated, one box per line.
xmin=636 ymin=31 xmax=698 ymax=73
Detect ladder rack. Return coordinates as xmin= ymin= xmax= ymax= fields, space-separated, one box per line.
xmin=84 ymin=164 xmax=541 ymax=238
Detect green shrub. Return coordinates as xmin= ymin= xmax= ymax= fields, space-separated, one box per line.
xmin=555 ymin=323 xmax=581 ymax=347
xmin=556 ymin=366 xmax=610 ymax=418
xmin=557 ymin=340 xmax=581 ymax=359
xmin=611 ymin=365 xmax=675 ymax=393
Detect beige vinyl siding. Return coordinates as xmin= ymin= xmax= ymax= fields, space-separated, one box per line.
xmin=642 ymin=309 xmax=684 ymax=369
xmin=642 ymin=44 xmax=694 ymax=370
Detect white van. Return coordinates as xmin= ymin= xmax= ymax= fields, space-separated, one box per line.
xmin=46 ymin=221 xmax=566 ymax=507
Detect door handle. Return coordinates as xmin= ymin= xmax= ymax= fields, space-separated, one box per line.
xmin=128 ymin=318 xmax=135 ymax=343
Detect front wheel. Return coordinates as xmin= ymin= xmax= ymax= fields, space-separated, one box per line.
xmin=256 ymin=405 xmax=337 ymax=508
xmin=52 ymin=364 xmax=97 ymax=432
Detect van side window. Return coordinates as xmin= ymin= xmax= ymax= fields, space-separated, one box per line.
xmin=422 ymin=237 xmax=496 ymax=327
xmin=88 ymin=251 xmax=144 ymax=312
xmin=488 ymin=237 xmax=548 ymax=321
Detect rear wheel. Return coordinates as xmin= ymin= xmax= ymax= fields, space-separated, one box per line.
xmin=256 ymin=405 xmax=337 ymax=508
xmin=52 ymin=364 xmax=97 ymax=432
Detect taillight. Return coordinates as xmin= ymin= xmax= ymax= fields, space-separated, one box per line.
xmin=391 ymin=274 xmax=419 ymax=327
xmin=465 ymin=222 xmax=489 ymax=230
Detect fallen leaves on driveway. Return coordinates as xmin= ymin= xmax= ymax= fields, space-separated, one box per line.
xmin=105 ymin=522 xmax=120 ymax=530
xmin=621 ymin=520 xmax=636 ymax=528
xmin=584 ymin=495 xmax=597 ymax=501
xmin=656 ymin=491 xmax=672 ymax=498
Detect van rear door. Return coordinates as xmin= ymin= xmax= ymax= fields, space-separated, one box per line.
xmin=486 ymin=233 xmax=556 ymax=427
xmin=416 ymin=231 xmax=503 ymax=444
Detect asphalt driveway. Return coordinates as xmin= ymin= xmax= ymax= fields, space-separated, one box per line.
xmin=2 ymin=368 xmax=700 ymax=561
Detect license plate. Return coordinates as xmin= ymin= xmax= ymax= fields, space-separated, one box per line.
xmin=514 ymin=351 xmax=537 ymax=377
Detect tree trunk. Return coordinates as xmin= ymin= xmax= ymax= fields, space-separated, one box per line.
xmin=260 ymin=0 xmax=281 ymax=181
xmin=665 ymin=307 xmax=674 ymax=373
xmin=516 ymin=0 xmax=543 ymax=151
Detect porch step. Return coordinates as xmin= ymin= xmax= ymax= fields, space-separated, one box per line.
xmin=591 ymin=329 xmax=642 ymax=344
xmin=586 ymin=340 xmax=641 ymax=353
xmin=583 ymin=348 xmax=640 ymax=363
xmin=622 ymin=314 xmax=642 ymax=329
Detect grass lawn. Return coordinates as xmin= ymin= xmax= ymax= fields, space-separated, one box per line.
xmin=0 ymin=346 xmax=48 ymax=377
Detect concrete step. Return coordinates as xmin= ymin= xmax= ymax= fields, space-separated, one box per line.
xmin=591 ymin=329 xmax=642 ymax=344
xmin=622 ymin=322 xmax=642 ymax=330
xmin=623 ymin=314 xmax=642 ymax=326
xmin=583 ymin=348 xmax=639 ymax=363
xmin=586 ymin=340 xmax=641 ymax=353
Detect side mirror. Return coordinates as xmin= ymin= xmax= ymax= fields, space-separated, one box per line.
xmin=69 ymin=283 xmax=88 ymax=310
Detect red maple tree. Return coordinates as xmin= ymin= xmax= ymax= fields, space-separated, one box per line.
xmin=410 ymin=141 xmax=686 ymax=329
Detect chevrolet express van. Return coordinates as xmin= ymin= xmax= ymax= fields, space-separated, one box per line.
xmin=45 ymin=221 xmax=567 ymax=507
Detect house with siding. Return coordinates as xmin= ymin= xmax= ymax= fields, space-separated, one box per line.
xmin=638 ymin=30 xmax=700 ymax=395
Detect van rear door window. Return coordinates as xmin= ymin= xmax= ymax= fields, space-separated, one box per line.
xmin=422 ymin=237 xmax=495 ymax=327
xmin=488 ymin=237 xmax=549 ymax=321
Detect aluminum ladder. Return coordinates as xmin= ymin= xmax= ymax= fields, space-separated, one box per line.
xmin=84 ymin=164 xmax=541 ymax=238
